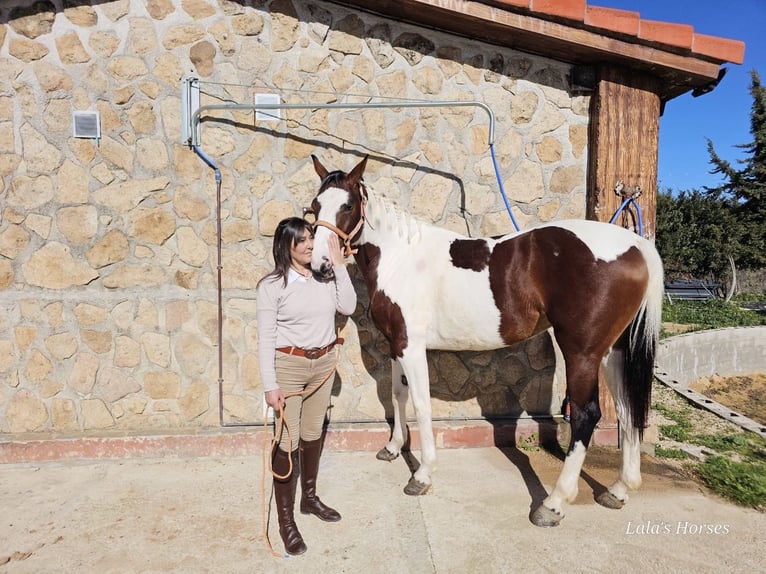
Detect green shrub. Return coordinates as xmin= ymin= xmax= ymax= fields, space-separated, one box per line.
xmin=662 ymin=299 xmax=765 ymax=330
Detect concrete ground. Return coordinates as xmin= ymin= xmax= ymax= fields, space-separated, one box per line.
xmin=1 ymin=444 xmax=763 ymax=574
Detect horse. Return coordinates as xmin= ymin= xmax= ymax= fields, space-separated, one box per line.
xmin=308 ymin=154 xmax=664 ymax=527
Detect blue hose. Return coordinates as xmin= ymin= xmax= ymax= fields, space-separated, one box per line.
xmin=609 ymin=197 xmax=644 ymax=236
xmin=192 ymin=145 xmax=221 ymax=182
xmin=489 ymin=143 xmax=520 ymax=232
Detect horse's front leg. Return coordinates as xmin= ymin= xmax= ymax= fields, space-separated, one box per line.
xmin=377 ymin=359 xmax=408 ymax=462
xmin=532 ymin=355 xmax=601 ymax=527
xmin=398 ymin=347 xmax=434 ymax=496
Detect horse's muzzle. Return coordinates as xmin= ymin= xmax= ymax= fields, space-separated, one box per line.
xmin=316 ymin=260 xmax=335 ymax=281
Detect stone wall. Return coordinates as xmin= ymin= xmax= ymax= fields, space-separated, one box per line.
xmin=0 ymin=0 xmax=589 ymax=437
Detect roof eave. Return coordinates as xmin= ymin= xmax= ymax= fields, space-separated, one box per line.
xmin=329 ymin=0 xmax=743 ymax=101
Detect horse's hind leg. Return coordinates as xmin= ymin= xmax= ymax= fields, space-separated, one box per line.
xmin=598 ymin=348 xmax=642 ymax=509
xmin=532 ymin=354 xmax=601 ymax=527
xmin=377 ymin=359 xmax=408 ymax=462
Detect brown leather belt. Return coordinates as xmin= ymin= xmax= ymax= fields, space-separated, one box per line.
xmin=276 ymin=338 xmax=344 ymax=360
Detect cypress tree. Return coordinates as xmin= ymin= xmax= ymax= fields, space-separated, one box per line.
xmin=705 ymin=69 xmax=766 ymax=269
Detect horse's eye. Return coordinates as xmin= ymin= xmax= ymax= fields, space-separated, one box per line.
xmin=342 ymin=203 xmax=353 ymax=212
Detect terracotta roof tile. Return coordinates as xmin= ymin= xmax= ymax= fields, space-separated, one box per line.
xmin=639 ymin=19 xmax=694 ymax=50
xmin=584 ymin=2 xmax=744 ymax=64
xmin=584 ymin=6 xmax=640 ymax=36
xmin=693 ymin=33 xmax=746 ymax=65
xmin=490 ymin=1 xmax=744 ymax=65
xmin=531 ymin=0 xmax=586 ymax=21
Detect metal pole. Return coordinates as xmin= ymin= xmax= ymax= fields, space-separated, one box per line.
xmin=190 ymin=100 xmax=495 ymax=147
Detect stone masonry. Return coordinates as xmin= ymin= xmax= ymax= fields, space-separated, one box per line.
xmin=0 ymin=0 xmax=589 ymax=437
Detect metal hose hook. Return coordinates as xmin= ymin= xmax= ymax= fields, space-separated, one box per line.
xmin=609 ymin=182 xmax=645 ymax=236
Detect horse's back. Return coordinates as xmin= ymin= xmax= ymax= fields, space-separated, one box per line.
xmin=497 ymin=219 xmax=651 ymax=261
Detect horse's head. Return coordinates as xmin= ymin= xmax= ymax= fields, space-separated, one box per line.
xmin=309 ymin=154 xmax=368 ymax=279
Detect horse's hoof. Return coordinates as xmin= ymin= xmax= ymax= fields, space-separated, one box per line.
xmin=530 ymin=505 xmax=563 ymax=527
xmin=596 ymin=491 xmax=625 ymax=510
xmin=404 ymin=477 xmax=430 ymax=496
xmin=376 ymin=447 xmax=399 ymax=462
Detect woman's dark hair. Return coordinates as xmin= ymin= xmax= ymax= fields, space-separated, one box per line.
xmin=258 ymin=217 xmax=314 ymax=287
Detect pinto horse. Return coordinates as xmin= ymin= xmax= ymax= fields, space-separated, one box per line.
xmin=309 ymin=155 xmax=664 ymax=527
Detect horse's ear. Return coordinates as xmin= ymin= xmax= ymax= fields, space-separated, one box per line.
xmin=312 ymin=154 xmax=329 ymax=181
xmin=348 ymin=155 xmax=368 ymax=185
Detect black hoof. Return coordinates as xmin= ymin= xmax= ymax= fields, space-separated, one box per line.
xmin=596 ymin=491 xmax=625 ymax=509
xmin=404 ymin=477 xmax=430 ymax=496
xmin=530 ymin=504 xmax=563 ymax=527
xmin=376 ymin=447 xmax=399 ymax=462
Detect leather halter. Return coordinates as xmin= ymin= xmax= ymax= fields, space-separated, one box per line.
xmin=313 ymin=185 xmax=368 ymax=258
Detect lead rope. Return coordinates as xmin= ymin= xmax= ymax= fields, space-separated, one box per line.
xmin=260 ymin=344 xmax=342 ymax=558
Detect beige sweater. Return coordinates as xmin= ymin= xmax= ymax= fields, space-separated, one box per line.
xmin=256 ymin=266 xmax=357 ymax=392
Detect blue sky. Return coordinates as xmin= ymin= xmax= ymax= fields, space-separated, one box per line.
xmin=599 ymin=0 xmax=765 ymax=192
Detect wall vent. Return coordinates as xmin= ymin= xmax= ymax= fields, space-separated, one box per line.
xmin=72 ymin=111 xmax=101 ymax=139
xmin=255 ymin=93 xmax=281 ymax=122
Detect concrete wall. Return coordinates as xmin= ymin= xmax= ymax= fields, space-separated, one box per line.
xmin=656 ymin=327 xmax=766 ymax=386
xmin=0 ymin=0 xmax=590 ymax=437
xmin=655 ymin=326 xmax=766 ymax=436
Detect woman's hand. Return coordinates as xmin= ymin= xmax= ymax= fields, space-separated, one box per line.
xmin=327 ymin=233 xmax=346 ymax=267
xmin=265 ymin=389 xmax=285 ymax=411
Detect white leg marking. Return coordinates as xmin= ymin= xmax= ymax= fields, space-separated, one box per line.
xmin=399 ymin=348 xmax=435 ymax=486
xmin=611 ymin=427 xmax=642 ymax=502
xmin=602 ymin=350 xmax=642 ymax=502
xmin=543 ymin=441 xmax=587 ymax=514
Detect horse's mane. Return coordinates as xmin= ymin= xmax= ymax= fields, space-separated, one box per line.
xmin=364 ymin=184 xmax=424 ymax=244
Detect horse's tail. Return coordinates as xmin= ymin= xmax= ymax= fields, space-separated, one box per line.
xmin=624 ymin=242 xmax=664 ymax=438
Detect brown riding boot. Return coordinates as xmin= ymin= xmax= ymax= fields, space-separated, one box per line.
xmin=299 ymin=438 xmax=341 ymax=522
xmin=272 ymin=447 xmax=307 ymax=555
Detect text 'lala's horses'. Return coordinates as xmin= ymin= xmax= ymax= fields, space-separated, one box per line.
xmin=309 ymin=155 xmax=664 ymax=527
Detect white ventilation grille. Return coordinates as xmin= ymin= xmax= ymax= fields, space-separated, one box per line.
xmin=255 ymin=93 xmax=281 ymax=122
xmin=72 ymin=111 xmax=101 ymax=139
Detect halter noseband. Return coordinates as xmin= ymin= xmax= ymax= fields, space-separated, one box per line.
xmin=313 ymin=185 xmax=368 ymax=258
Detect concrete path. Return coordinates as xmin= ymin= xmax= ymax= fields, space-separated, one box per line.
xmin=1 ymin=446 xmax=763 ymax=573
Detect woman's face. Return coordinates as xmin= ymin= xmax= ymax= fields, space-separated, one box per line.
xmin=290 ymin=228 xmax=313 ymax=269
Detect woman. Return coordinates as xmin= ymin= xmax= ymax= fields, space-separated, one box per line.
xmin=256 ymin=217 xmax=357 ymax=556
